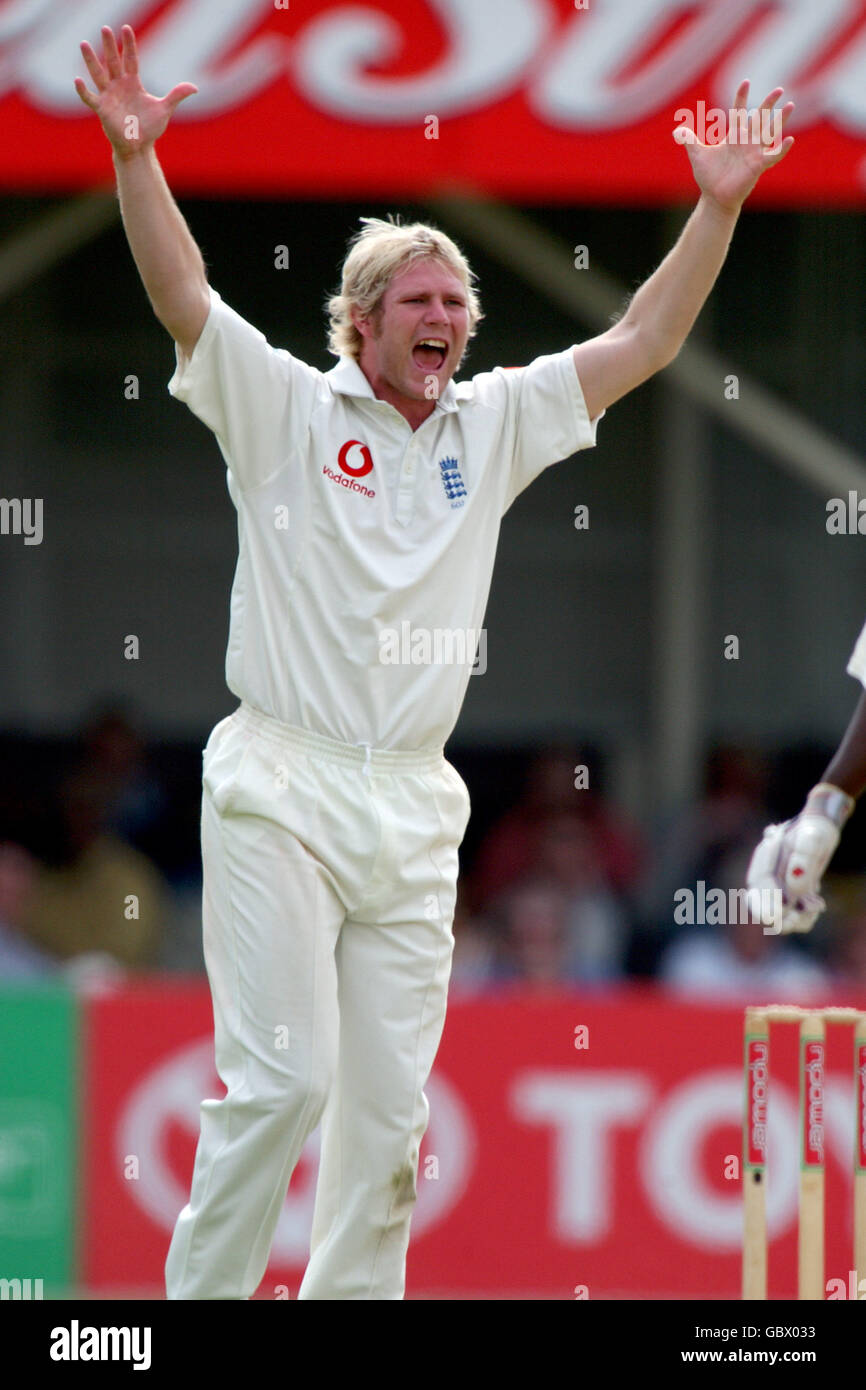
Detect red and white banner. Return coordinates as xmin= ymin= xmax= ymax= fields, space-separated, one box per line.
xmin=4 ymin=1 xmax=866 ymax=203
xmin=81 ymin=984 xmax=865 ymax=1299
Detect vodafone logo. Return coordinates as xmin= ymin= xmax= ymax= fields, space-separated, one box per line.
xmin=325 ymin=440 xmax=376 ymax=499
xmin=337 ymin=439 xmax=374 ymax=478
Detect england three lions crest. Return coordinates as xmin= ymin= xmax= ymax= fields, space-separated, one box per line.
xmin=438 ymin=456 xmax=467 ymax=508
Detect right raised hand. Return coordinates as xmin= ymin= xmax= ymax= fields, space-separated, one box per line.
xmin=74 ymin=24 xmax=197 ymax=159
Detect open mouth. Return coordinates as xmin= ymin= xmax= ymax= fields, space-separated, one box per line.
xmin=412 ymin=339 xmax=447 ymax=371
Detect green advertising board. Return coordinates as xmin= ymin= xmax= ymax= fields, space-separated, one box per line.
xmin=0 ymin=987 xmax=77 ymax=1297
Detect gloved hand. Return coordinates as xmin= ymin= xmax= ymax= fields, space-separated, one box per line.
xmin=745 ymin=783 xmax=855 ymax=934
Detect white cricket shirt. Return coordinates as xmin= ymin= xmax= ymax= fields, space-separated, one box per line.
xmin=847 ymin=619 xmax=866 ymax=688
xmin=170 ymin=288 xmax=600 ymax=750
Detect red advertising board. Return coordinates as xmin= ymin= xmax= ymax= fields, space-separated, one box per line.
xmin=82 ymin=984 xmax=865 ymax=1299
xmin=4 ymin=1 xmax=866 ymax=204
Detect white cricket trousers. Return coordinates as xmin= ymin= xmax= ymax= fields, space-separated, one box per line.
xmin=164 ymin=702 xmax=470 ymax=1300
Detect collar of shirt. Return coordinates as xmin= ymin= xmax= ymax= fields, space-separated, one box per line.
xmin=324 ymin=355 xmax=460 ymax=416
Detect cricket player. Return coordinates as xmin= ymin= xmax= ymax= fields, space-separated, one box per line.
xmin=76 ymin=24 xmax=793 ymax=1299
xmin=746 ymin=622 xmax=866 ymax=934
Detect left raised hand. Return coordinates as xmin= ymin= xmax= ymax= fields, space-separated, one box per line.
xmin=674 ymin=81 xmax=794 ymax=214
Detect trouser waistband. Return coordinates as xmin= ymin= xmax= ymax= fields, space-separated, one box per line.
xmin=236 ymin=702 xmax=446 ymax=775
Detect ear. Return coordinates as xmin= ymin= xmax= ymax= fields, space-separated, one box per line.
xmin=350 ymin=305 xmax=373 ymax=342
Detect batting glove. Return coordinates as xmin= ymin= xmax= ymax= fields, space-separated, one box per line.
xmin=745 ymin=783 xmax=855 ymax=934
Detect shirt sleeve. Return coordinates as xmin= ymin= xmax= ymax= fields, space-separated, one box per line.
xmin=494 ymin=347 xmax=602 ymax=513
xmin=846 ymin=619 xmax=866 ymax=688
xmin=168 ymin=287 xmax=320 ymax=492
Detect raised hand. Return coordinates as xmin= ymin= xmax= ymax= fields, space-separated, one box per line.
xmin=674 ymin=81 xmax=794 ymax=213
xmin=74 ymin=24 xmax=197 ymax=159
xmin=745 ymin=784 xmax=855 ymax=935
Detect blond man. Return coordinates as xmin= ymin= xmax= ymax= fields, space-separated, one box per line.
xmin=76 ymin=24 xmax=793 ymax=1299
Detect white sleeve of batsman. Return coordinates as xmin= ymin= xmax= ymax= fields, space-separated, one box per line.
xmin=846 ymin=618 xmax=866 ymax=688
xmin=746 ymin=783 xmax=855 ymax=934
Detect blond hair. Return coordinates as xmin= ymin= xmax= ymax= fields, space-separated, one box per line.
xmin=326 ymin=215 xmax=482 ymax=360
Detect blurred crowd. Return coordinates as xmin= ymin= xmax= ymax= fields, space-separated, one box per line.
xmin=2 ymin=710 xmax=866 ymax=1000
xmin=450 ymin=744 xmax=866 ymax=1000
xmin=0 ymin=703 xmax=203 ymax=985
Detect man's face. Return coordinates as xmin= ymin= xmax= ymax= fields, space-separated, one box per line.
xmin=353 ymin=259 xmax=471 ymax=415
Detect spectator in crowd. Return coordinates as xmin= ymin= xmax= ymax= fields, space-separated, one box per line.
xmin=488 ymin=879 xmax=573 ymax=988
xmin=471 ymin=746 xmax=644 ymax=909
xmin=448 ymin=888 xmax=498 ymax=995
xmin=21 ymin=765 xmax=168 ymax=971
xmin=658 ymin=851 xmax=830 ymax=1000
xmin=822 ymin=891 xmax=866 ymax=988
xmin=534 ymin=813 xmax=630 ymax=982
xmin=478 ymin=870 xmax=625 ymax=989
xmin=0 ymin=841 xmax=57 ymax=981
xmin=646 ymin=744 xmax=770 ymax=925
xmin=79 ymin=702 xmax=169 ymax=853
